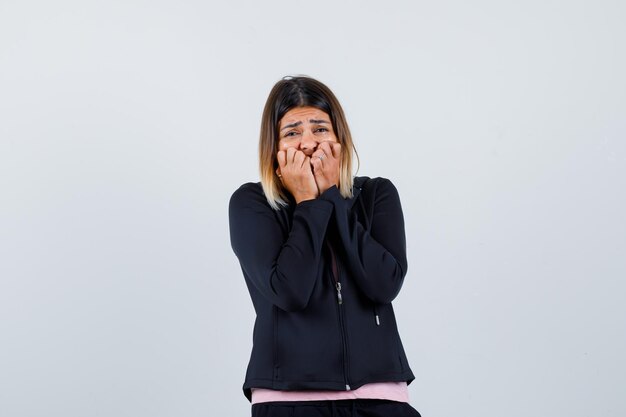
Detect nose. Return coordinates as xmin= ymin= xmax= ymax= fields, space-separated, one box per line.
xmin=300 ymin=130 xmax=318 ymax=155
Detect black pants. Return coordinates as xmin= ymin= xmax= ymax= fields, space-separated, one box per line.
xmin=251 ymin=399 xmax=422 ymax=417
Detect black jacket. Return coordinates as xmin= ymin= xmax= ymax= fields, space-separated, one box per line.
xmin=229 ymin=176 xmax=415 ymax=401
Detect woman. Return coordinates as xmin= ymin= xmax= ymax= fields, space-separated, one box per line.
xmin=229 ymin=76 xmax=421 ymax=417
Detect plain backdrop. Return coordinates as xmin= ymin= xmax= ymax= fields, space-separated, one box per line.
xmin=1 ymin=1 xmax=624 ymax=416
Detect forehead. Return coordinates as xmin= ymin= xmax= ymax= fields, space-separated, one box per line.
xmin=279 ymin=107 xmax=330 ymax=127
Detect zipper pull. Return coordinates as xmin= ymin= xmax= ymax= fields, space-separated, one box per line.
xmin=336 ymin=282 xmax=343 ymax=305
xmin=375 ymin=315 xmax=380 ymax=326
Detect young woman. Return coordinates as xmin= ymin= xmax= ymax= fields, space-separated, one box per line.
xmin=229 ymin=76 xmax=421 ymax=417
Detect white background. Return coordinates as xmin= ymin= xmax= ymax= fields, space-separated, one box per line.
xmin=1 ymin=1 xmax=624 ymax=416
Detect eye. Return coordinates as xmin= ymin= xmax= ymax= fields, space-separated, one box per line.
xmin=284 ymin=131 xmax=299 ymax=137
xmin=314 ymin=127 xmax=329 ymax=133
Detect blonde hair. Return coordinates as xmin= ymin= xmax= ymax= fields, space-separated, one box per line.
xmin=259 ymin=76 xmax=358 ymax=210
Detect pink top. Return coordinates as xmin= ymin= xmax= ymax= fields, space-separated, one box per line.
xmin=251 ymin=382 xmax=409 ymax=404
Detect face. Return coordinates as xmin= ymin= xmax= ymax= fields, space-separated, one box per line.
xmin=277 ymin=107 xmax=338 ymax=156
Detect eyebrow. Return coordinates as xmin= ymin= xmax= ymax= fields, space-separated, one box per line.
xmin=280 ymin=121 xmax=302 ymax=131
xmin=280 ymin=119 xmax=330 ymax=131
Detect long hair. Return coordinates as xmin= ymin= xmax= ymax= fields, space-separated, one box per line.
xmin=259 ymin=76 xmax=358 ymax=210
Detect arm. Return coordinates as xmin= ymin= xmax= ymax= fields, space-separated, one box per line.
xmin=320 ymin=178 xmax=408 ymax=304
xmin=229 ymin=184 xmax=333 ymax=311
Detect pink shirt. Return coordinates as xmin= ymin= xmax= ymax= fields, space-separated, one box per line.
xmin=251 ymin=382 xmax=409 ymax=404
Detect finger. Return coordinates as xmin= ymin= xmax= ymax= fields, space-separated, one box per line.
xmin=331 ymin=142 xmax=341 ymax=159
xmin=286 ymin=147 xmax=296 ymax=164
xmin=294 ymin=150 xmax=306 ymax=168
xmin=311 ymin=155 xmax=322 ymax=173
xmin=304 ymin=156 xmax=314 ymax=173
xmin=312 ymin=149 xmax=326 ymax=163
xmin=318 ymin=141 xmax=332 ymax=159
xmin=277 ymin=150 xmax=286 ymax=168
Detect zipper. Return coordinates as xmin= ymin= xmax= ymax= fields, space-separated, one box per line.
xmin=326 ymin=241 xmax=351 ymax=391
xmin=328 ymin=245 xmax=342 ymax=305
xmin=336 ymin=282 xmax=343 ymax=305
xmin=374 ymin=304 xmax=380 ymax=326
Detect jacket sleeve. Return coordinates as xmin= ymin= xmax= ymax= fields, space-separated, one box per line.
xmin=229 ymin=184 xmax=334 ymax=312
xmin=319 ymin=178 xmax=408 ymax=304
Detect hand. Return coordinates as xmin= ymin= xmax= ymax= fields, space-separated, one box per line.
xmin=310 ymin=142 xmax=341 ymax=195
xmin=277 ymin=148 xmax=319 ymax=203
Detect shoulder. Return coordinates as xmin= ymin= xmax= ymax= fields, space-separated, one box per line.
xmin=354 ymin=177 xmax=402 ymax=210
xmin=354 ymin=176 xmax=398 ymax=194
xmin=231 ymin=181 xmax=263 ymax=198
xmin=229 ymin=182 xmax=270 ymax=212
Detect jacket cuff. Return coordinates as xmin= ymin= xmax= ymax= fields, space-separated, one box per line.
xmin=295 ymin=195 xmax=334 ymax=214
xmin=318 ymin=185 xmax=348 ymax=209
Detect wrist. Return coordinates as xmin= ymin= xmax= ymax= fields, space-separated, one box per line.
xmin=319 ymin=182 xmax=339 ymax=195
xmin=296 ymin=197 xmax=316 ymax=204
xmin=295 ymin=194 xmax=317 ymax=204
